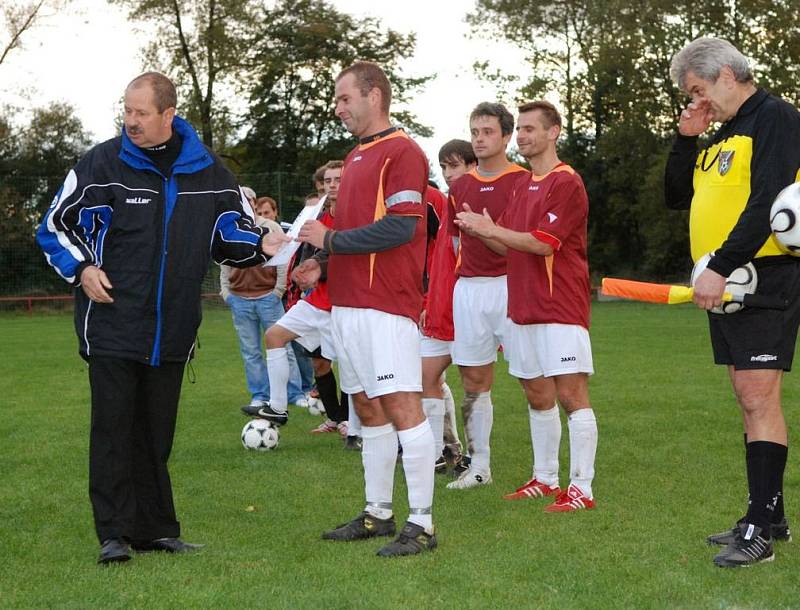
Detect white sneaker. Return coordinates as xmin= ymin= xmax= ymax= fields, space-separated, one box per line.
xmin=446 ymin=468 xmax=492 ymax=490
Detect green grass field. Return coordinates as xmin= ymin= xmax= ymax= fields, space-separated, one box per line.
xmin=1 ymin=303 xmax=799 ymax=609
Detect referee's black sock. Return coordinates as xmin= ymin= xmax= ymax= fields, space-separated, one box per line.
xmin=772 ymin=445 xmax=787 ymax=524
xmin=744 ymin=441 xmax=788 ymax=532
xmin=315 ymin=371 xmax=344 ymax=423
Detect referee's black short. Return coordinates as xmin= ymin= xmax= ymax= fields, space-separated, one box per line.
xmin=709 ymin=257 xmax=800 ymax=371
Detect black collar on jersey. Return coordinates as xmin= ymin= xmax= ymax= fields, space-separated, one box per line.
xmin=734 ymin=88 xmax=767 ymax=119
xmin=359 ymin=126 xmax=399 ymax=145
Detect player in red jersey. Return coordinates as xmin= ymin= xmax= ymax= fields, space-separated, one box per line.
xmin=421 ymin=140 xmax=477 ymax=475
xmin=297 ymin=61 xmax=437 ymax=557
xmin=456 ymin=101 xmax=598 ymax=512
xmin=254 ymin=162 xmax=350 ymax=436
xmin=445 ymin=102 xmax=529 ymax=490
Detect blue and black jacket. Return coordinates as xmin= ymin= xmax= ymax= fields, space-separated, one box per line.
xmin=37 ymin=116 xmax=269 ymax=365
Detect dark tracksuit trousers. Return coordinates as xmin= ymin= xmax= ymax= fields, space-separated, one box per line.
xmin=88 ymin=356 xmax=185 ymax=543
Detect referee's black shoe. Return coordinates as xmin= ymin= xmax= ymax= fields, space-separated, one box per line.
xmin=255 ymin=403 xmax=288 ymax=426
xmin=707 ymin=517 xmax=791 ymax=546
xmin=713 ymin=523 xmax=774 ymax=568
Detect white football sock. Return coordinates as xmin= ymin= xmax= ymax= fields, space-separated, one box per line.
xmin=464 ymin=391 xmax=492 ymax=474
xmin=361 ymin=423 xmax=397 ymax=519
xmin=568 ymin=408 xmax=597 ymax=498
xmin=441 ymin=382 xmax=462 ymax=453
xmin=265 ymin=348 xmax=289 ymax=413
xmin=529 ymin=405 xmax=561 ymax=487
xmin=422 ymin=398 xmax=445 ymax=458
xmin=347 ymin=394 xmax=362 ymax=436
xmin=398 ymin=419 xmax=435 ymax=532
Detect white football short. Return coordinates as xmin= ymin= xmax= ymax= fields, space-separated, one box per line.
xmin=330 ymin=306 xmax=422 ymax=398
xmin=276 ymin=299 xmax=335 ymax=360
xmin=420 ymin=335 xmax=453 ymax=359
xmin=504 ymin=321 xmax=594 ymax=379
xmin=452 ymin=275 xmax=508 ymax=366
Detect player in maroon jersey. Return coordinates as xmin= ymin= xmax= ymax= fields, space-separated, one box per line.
xmin=297 ymin=61 xmax=437 ymax=556
xmin=445 ymin=102 xmax=529 ymax=490
xmin=421 ymin=140 xmax=477 ymax=475
xmin=456 ymin=100 xmax=598 ymax=512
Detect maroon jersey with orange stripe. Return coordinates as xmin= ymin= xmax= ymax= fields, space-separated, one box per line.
xmin=328 ymin=130 xmax=428 ymax=322
xmin=447 ymin=164 xmax=529 ymax=277
xmin=500 ymin=163 xmax=590 ymax=328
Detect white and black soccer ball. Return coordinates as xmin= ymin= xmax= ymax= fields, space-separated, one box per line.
xmin=307 ymin=396 xmax=326 ymax=417
xmin=770 ymin=182 xmax=800 ymax=255
xmin=690 ymin=252 xmax=757 ymax=314
xmin=241 ymin=419 xmax=279 ymax=451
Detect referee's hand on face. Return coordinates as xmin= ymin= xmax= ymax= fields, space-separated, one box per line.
xmin=80 ymin=265 xmax=114 ymax=303
xmin=692 ymin=268 xmax=726 ymax=311
xmin=679 ymin=99 xmax=713 ymax=136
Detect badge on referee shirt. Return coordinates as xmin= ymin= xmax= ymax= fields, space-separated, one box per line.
xmin=718 ymin=150 xmax=735 ymax=176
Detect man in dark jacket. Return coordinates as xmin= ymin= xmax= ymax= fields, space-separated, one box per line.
xmin=37 ymin=72 xmax=286 ymax=565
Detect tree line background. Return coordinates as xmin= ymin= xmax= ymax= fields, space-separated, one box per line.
xmin=1 ymin=0 xmax=799 ymax=299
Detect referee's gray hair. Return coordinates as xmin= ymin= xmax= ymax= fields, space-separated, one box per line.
xmin=670 ymin=37 xmax=753 ymax=91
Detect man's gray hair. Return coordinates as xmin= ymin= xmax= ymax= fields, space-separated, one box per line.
xmin=670 ymin=37 xmax=753 ymax=91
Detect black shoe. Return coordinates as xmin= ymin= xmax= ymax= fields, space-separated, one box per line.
xmin=707 ymin=517 xmax=792 ymax=546
xmin=322 ymin=511 xmax=396 ymax=541
xmin=241 ymin=400 xmax=269 ymax=417
xmin=98 ymin=538 xmax=131 ymax=564
xmin=131 ymin=537 xmax=204 ymax=553
xmin=451 ymin=454 xmax=471 ymax=477
xmin=434 ymin=455 xmax=448 ymax=475
xmin=255 ymin=403 xmax=288 ymax=426
xmin=343 ymin=435 xmax=362 ymax=451
xmin=376 ymin=521 xmax=437 ymax=557
xmin=713 ymin=523 xmax=774 ymax=568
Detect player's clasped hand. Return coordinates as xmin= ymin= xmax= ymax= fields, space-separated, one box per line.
xmin=80 ymin=265 xmax=114 ymax=303
xmin=297 ymin=220 xmax=329 ymax=249
xmin=692 ymin=268 xmax=726 ymax=311
xmin=292 ymin=258 xmax=321 ymax=290
xmin=455 ymin=202 xmax=495 ymax=238
xmin=679 ymin=99 xmax=713 ymax=136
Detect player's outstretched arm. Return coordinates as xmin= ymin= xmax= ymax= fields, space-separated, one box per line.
xmin=298 ymin=215 xmax=418 ymax=254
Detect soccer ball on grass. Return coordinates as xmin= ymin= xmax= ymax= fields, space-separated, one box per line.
xmin=307 ymin=396 xmax=326 ymax=417
xmin=241 ymin=419 xmax=279 ymax=451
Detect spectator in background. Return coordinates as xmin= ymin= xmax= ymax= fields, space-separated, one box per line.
xmin=258 ymin=195 xmax=279 ymax=222
xmin=222 ymin=193 xmax=308 ymax=412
